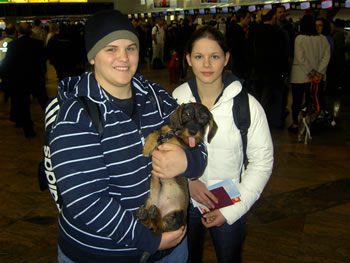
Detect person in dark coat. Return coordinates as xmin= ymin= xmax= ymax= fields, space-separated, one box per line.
xmin=227 ymin=8 xmax=251 ymax=82
xmin=133 ymin=18 xmax=147 ymax=64
xmin=3 ymin=22 xmax=48 ymax=137
xmin=0 ymin=23 xmax=17 ymax=103
xmin=248 ymin=8 xmax=289 ymax=129
xmin=46 ymin=24 xmax=83 ymax=81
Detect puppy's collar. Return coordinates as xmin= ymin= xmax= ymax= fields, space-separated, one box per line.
xmin=157 ymin=129 xmax=181 ymax=145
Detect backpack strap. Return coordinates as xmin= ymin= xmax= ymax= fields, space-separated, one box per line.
xmin=44 ymin=97 xmax=60 ymax=130
xmin=76 ymin=97 xmax=104 ymax=136
xmin=232 ymin=89 xmax=250 ymax=182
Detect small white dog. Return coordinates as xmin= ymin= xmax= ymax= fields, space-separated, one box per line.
xmin=297 ymin=107 xmax=318 ymax=144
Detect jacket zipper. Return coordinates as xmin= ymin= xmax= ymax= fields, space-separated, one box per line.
xmin=139 ymin=128 xmax=145 ymax=146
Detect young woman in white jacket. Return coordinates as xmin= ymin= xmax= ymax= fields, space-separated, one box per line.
xmin=172 ymin=25 xmax=274 ymax=263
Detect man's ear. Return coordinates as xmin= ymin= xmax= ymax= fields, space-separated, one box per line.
xmin=90 ymin=58 xmax=95 ymax=65
xmin=186 ymin=54 xmax=192 ymax=67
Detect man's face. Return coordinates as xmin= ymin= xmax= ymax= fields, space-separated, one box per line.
xmin=316 ymin=20 xmax=324 ymax=34
xmin=241 ymin=13 xmax=251 ymax=27
xmin=276 ymin=7 xmax=286 ymax=22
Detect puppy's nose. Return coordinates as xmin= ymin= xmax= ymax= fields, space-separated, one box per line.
xmin=188 ymin=126 xmax=198 ymax=136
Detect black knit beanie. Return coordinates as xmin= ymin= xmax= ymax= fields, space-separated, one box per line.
xmin=85 ymin=9 xmax=139 ymax=62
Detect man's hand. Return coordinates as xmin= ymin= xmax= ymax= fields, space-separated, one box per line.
xmin=201 ymin=210 xmax=226 ymax=228
xmin=151 ymin=143 xmax=187 ymax=179
xmin=189 ymin=180 xmax=218 ymax=210
xmin=158 ymin=226 xmax=187 ymax=250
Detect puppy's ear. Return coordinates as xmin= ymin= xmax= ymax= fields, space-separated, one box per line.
xmin=207 ymin=117 xmax=218 ymax=144
xmin=170 ymin=104 xmax=184 ymax=130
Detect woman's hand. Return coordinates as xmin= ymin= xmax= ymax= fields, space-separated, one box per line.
xmin=314 ymin=72 xmax=323 ymax=82
xmin=158 ymin=226 xmax=187 ymax=250
xmin=151 ymin=143 xmax=187 ymax=179
xmin=189 ymin=180 xmax=218 ymax=209
xmin=201 ymin=210 xmax=226 ymax=228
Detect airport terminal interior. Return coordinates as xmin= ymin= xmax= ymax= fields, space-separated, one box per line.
xmin=0 ymin=0 xmax=350 ymax=262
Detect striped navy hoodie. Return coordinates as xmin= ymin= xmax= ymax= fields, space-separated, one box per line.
xmin=48 ymin=72 xmax=207 ymax=262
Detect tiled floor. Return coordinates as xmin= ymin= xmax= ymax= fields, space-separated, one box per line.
xmin=0 ymin=62 xmax=349 ymax=262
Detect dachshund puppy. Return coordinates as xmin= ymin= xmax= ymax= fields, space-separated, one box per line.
xmin=137 ymin=103 xmax=218 ymax=235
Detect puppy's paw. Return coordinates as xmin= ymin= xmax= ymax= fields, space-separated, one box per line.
xmin=142 ymin=147 xmax=152 ymax=157
xmin=143 ymin=132 xmax=159 ymax=157
xmin=148 ymin=205 xmax=160 ymax=220
xmin=136 ymin=206 xmax=148 ymax=221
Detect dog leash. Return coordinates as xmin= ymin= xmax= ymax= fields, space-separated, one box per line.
xmin=310 ymin=80 xmax=321 ymax=113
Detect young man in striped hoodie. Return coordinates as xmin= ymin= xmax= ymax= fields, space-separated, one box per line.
xmin=48 ymin=10 xmax=207 ymax=263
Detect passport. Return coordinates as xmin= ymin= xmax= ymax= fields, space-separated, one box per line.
xmin=191 ymin=179 xmax=241 ymax=214
xmin=209 ymin=186 xmax=234 ymax=210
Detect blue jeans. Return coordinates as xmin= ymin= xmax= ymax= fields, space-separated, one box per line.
xmin=187 ymin=204 xmax=245 ymax=263
xmin=57 ymin=237 xmax=187 ymax=263
xmin=156 ymin=236 xmax=188 ymax=263
xmin=57 ymin=245 xmax=74 ymax=263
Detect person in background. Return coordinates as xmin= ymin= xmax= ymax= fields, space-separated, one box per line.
xmin=227 ymin=7 xmax=251 ymax=83
xmin=173 ymin=25 xmax=273 ymax=263
xmin=0 ymin=23 xmax=16 ymax=102
xmin=217 ymin=17 xmax=227 ymax=35
xmin=316 ymin=17 xmax=333 ymax=52
xmin=0 ymin=23 xmax=16 ymax=62
xmin=275 ymin=4 xmax=295 ymax=119
xmin=48 ymin=10 xmax=207 ymax=263
xmin=133 ymin=18 xmax=147 ymax=64
xmin=45 ymin=22 xmax=59 ymax=45
xmin=3 ymin=22 xmax=48 ymax=138
xmin=31 ymin=18 xmax=47 ymax=43
xmin=316 ymin=17 xmax=334 ymax=99
xmin=151 ymin=17 xmax=166 ymax=66
xmin=275 ymin=4 xmax=295 ymax=59
xmin=327 ymin=19 xmax=346 ymax=95
xmin=46 ymin=24 xmax=82 ymax=80
xmin=248 ymin=8 xmax=289 ymax=129
xmin=289 ymin=14 xmax=330 ymax=133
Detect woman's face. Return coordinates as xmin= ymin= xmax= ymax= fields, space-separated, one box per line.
xmin=90 ymin=39 xmax=139 ymax=97
xmin=186 ymin=37 xmax=229 ymax=87
xmin=315 ymin=20 xmax=324 ymax=34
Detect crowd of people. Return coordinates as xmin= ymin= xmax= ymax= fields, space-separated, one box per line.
xmin=0 ymin=19 xmax=86 ymax=137
xmin=0 ymin=9 xmax=348 ymax=137
xmin=129 ymin=7 xmax=348 ymax=131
